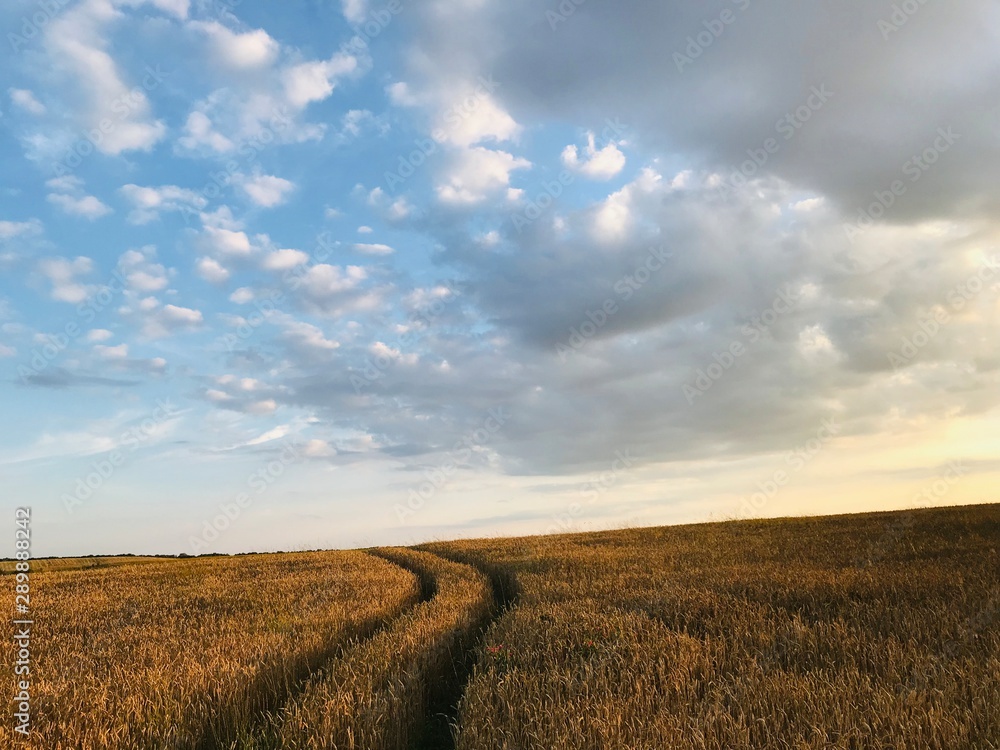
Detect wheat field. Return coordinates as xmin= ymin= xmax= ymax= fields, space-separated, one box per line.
xmin=2 ymin=504 xmax=997 ymax=748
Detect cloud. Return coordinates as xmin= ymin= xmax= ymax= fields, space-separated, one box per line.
xmin=94 ymin=343 xmax=129 ymax=359
xmin=44 ymin=0 xmax=167 ymax=155
xmin=277 ymin=316 xmax=340 ymax=357
xmin=134 ymin=302 xmax=204 ymax=338
xmin=561 ymin=132 xmax=626 ymax=180
xmin=37 ymin=256 xmax=94 ymax=303
xmin=436 ymin=147 xmax=531 ymax=205
xmin=86 ymin=329 xmax=114 ymax=342
xmin=353 ymin=243 xmax=394 ymax=256
xmin=189 ymin=20 xmax=279 ymax=70
xmin=237 ymin=173 xmax=296 ymax=207
xmin=261 ymin=248 xmax=309 ymax=270
xmin=117 ymin=0 xmax=189 ymax=19
xmin=341 ymin=0 xmax=368 ymax=24
xmin=229 ymin=287 xmax=255 ymax=304
xmin=120 ymin=184 xmax=208 ymax=224
xmin=8 ymin=89 xmax=46 ymax=116
xmin=199 ymin=226 xmax=253 ymax=257
xmin=47 ymin=193 xmax=113 ymax=220
xmin=196 ymin=257 xmax=231 ymax=283
xmin=0 ymin=219 xmax=42 ymax=240
xmin=177 ymin=111 xmax=235 ymax=153
xmin=282 ymin=53 xmax=359 ymax=108
xmin=119 ymin=246 xmax=170 ymax=292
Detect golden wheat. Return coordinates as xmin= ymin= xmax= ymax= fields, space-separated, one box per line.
xmin=0 ymin=550 xmax=419 ymax=750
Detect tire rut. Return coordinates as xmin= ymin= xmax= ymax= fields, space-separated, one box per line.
xmin=409 ymin=548 xmax=521 ymax=749
xmin=193 ymin=556 xmax=431 ymax=750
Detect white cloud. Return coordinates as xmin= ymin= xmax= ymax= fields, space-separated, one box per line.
xmin=279 ymin=317 xmax=340 ymax=353
xmin=229 ymin=287 xmax=255 ymax=304
xmin=161 ymin=304 xmax=202 ymax=326
xmin=190 ymin=20 xmax=279 ymax=70
xmin=386 ymin=81 xmax=418 ymax=107
xmin=261 ymin=248 xmax=309 ymax=270
xmin=436 ymin=92 xmax=520 ymax=147
xmin=561 ymin=132 xmax=626 ymax=180
xmin=117 ymin=0 xmax=189 ymax=19
xmin=340 ymin=109 xmax=387 ymax=138
xmin=341 ymin=0 xmax=368 ymax=24
xmin=283 ymin=53 xmax=359 ymax=108
xmin=37 ymin=256 xmax=94 ymax=303
xmin=0 ymin=219 xmax=42 ymax=240
xmin=8 ymin=88 xmax=45 ymax=115
xmin=358 ymin=225 xmax=373 ymax=234
xmin=86 ymin=329 xmax=113 ymax=342
xmin=178 ymin=111 xmax=235 ymax=153
xmin=297 ymin=264 xmax=367 ymax=298
xmin=353 ymin=243 xmax=394 ymax=256
xmin=245 ymin=424 xmax=290 ymax=445
xmin=44 ymin=0 xmax=167 ymax=155
xmin=94 ymin=343 xmax=128 ymax=359
xmin=47 ymin=193 xmax=113 ymax=220
xmin=303 ymin=438 xmax=336 ymax=457
xmin=196 ymin=257 xmax=231 ymax=283
xmin=591 ymin=167 xmax=661 ymax=243
xmin=246 ymin=399 xmax=278 ymax=415
xmin=120 ymin=184 xmax=208 ymax=224
xmin=237 ymin=173 xmax=295 ymax=207
xmin=436 ymin=147 xmax=531 ymax=205
xmin=0 ymin=344 xmax=16 ymax=358
xmin=200 ymin=227 xmax=253 ymax=257
xmin=119 ymin=246 xmax=170 ymax=292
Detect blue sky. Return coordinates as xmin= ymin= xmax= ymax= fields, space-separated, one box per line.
xmin=2 ymin=0 xmax=999 ymax=557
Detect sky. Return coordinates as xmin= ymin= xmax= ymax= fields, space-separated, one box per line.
xmin=1 ymin=0 xmax=999 ymax=557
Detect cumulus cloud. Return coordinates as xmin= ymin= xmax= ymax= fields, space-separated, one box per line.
xmin=561 ymin=132 xmax=626 ymax=180
xmin=120 ymin=184 xmax=208 ymax=224
xmin=436 ymin=147 xmax=531 ymax=205
xmin=190 ymin=20 xmax=279 ymax=70
xmin=195 ymin=256 xmax=230 ymax=283
xmin=261 ymin=248 xmax=309 ymax=270
xmin=47 ymin=193 xmax=113 ymax=220
xmin=237 ymin=173 xmax=296 ymax=207
xmin=43 ymin=0 xmax=167 ymax=155
xmin=0 ymin=219 xmax=42 ymax=240
xmin=37 ymin=256 xmax=94 ymax=303
xmin=119 ymin=246 xmax=170 ymax=292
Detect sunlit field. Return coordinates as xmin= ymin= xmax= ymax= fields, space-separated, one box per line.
xmin=4 ymin=504 xmax=998 ymax=749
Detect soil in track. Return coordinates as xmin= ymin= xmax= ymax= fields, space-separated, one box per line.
xmin=409 ymin=550 xmax=520 ymax=750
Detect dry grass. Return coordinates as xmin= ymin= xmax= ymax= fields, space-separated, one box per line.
xmin=426 ymin=504 xmax=1000 ymax=750
xmin=274 ymin=547 xmax=493 ymax=750
xmin=0 ymin=550 xmax=419 ymax=750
